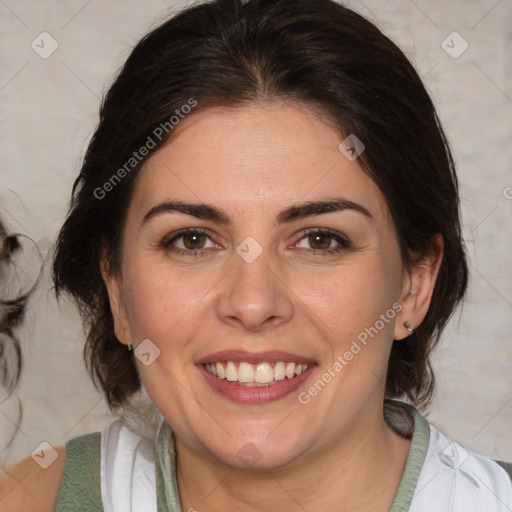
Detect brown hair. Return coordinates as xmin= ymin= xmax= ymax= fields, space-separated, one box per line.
xmin=0 ymin=221 xmax=27 ymax=395
xmin=53 ymin=0 xmax=468 ymax=413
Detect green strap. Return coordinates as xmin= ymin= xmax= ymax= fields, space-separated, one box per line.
xmin=388 ymin=403 xmax=431 ymax=512
xmin=156 ymin=420 xmax=182 ymax=512
xmin=54 ymin=432 xmax=103 ymax=511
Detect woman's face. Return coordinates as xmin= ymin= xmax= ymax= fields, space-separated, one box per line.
xmin=104 ymin=102 xmax=435 ymax=469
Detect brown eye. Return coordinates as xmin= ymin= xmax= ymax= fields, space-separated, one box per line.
xmin=162 ymin=228 xmax=218 ymax=256
xmin=308 ymin=233 xmax=332 ymax=250
xmin=295 ymin=229 xmax=350 ymax=254
xmin=182 ymin=232 xmax=207 ymax=250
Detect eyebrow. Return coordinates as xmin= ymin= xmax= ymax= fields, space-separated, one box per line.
xmin=141 ymin=198 xmax=373 ymax=227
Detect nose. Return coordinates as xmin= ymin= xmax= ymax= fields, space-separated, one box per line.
xmin=215 ymin=247 xmax=294 ymax=332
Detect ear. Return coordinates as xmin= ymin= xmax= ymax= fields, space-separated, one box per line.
xmin=394 ymin=234 xmax=444 ymax=340
xmin=100 ymin=253 xmax=132 ymax=347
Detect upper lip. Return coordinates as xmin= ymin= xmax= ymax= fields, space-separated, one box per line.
xmin=196 ymin=350 xmax=316 ymax=365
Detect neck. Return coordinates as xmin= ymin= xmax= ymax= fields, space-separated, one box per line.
xmin=174 ymin=404 xmax=412 ymax=512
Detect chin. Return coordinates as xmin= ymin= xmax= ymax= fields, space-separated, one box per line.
xmin=199 ymin=427 xmax=305 ymax=471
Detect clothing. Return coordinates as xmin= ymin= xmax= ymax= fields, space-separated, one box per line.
xmin=55 ymin=402 xmax=512 ymax=511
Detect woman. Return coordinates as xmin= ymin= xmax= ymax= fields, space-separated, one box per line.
xmin=1 ymin=0 xmax=511 ymax=510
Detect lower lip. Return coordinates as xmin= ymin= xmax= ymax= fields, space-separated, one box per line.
xmin=198 ymin=364 xmax=316 ymax=404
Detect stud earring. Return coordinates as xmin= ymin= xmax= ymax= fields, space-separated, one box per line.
xmin=404 ymin=322 xmax=414 ymax=336
xmin=127 ymin=343 xmax=133 ymax=352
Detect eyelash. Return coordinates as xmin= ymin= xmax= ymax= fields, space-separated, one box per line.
xmin=161 ymin=228 xmax=351 ymax=257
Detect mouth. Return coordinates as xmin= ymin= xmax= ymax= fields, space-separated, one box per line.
xmin=197 ymin=351 xmax=316 ymax=404
xmin=203 ymin=361 xmax=311 ymax=386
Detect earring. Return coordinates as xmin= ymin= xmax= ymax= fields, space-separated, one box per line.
xmin=127 ymin=343 xmax=133 ymax=352
xmin=404 ymin=322 xmax=414 ymax=336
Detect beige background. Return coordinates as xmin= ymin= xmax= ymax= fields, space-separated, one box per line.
xmin=0 ymin=0 xmax=511 ymax=466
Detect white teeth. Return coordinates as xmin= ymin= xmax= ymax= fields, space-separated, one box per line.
xmin=274 ymin=361 xmax=285 ymax=381
xmin=225 ymin=361 xmax=237 ymax=382
xmin=238 ymin=362 xmax=255 ymax=382
xmin=254 ymin=362 xmax=273 ymax=383
xmin=204 ymin=361 xmax=311 ymax=385
xmin=215 ymin=362 xmax=225 ymax=379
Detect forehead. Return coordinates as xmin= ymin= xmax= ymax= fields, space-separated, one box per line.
xmin=130 ymin=102 xmax=390 ymax=224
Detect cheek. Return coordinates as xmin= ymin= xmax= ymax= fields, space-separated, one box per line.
xmin=297 ymin=260 xmax=399 ymax=337
xmin=122 ymin=260 xmax=212 ymax=344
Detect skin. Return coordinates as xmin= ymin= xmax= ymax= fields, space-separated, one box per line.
xmin=102 ymin=101 xmax=443 ymax=511
xmin=0 ymin=101 xmax=443 ymax=512
xmin=0 ymin=446 xmax=66 ymax=510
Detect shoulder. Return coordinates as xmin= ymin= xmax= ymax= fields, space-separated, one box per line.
xmin=427 ymin=423 xmax=512 ymax=481
xmin=413 ymin=422 xmax=512 ymax=511
xmin=0 ymin=444 xmax=66 ymax=511
xmin=54 ymin=431 xmax=103 ymax=510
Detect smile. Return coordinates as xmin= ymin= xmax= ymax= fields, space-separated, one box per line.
xmin=203 ymin=361 xmax=311 ymax=386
